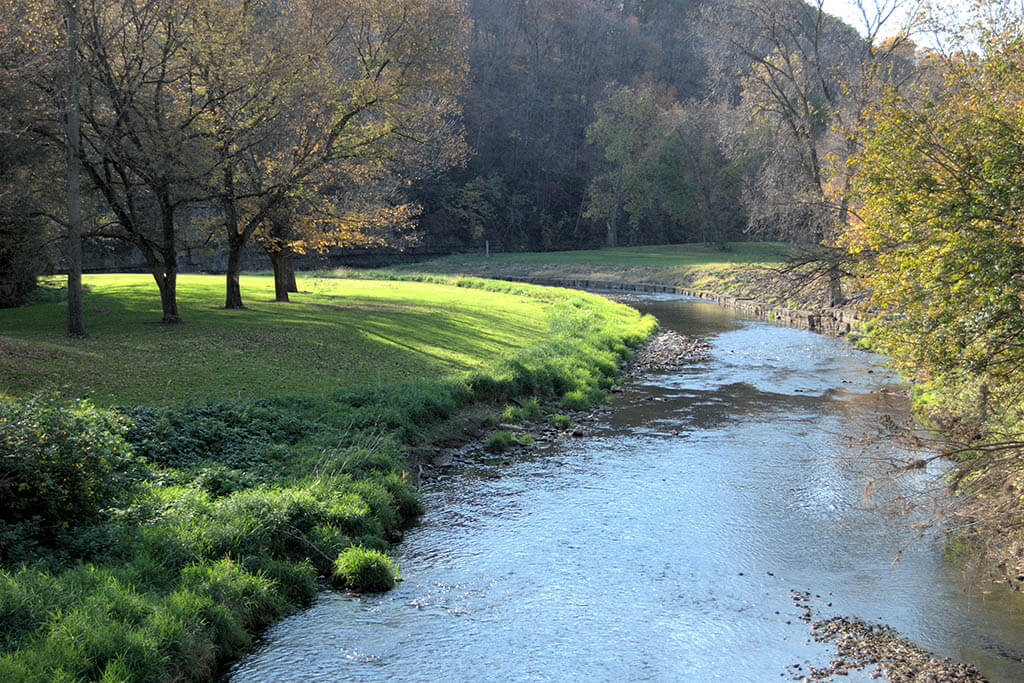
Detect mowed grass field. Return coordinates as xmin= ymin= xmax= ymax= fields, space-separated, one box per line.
xmin=409 ymin=241 xmax=791 ymax=271
xmin=398 ymin=242 xmax=849 ymax=308
xmin=0 ymin=273 xmax=555 ymax=405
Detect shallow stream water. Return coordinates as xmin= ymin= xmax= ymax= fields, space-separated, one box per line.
xmin=231 ymin=296 xmax=1024 ymax=681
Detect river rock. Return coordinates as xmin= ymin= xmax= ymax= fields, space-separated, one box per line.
xmin=622 ymin=329 xmax=712 ymax=377
xmin=790 ymin=609 xmax=986 ymax=682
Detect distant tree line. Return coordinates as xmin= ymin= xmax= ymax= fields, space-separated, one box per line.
xmin=412 ymin=0 xmax=920 ymax=264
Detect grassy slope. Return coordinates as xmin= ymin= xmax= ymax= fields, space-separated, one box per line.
xmin=1 ymin=274 xmax=554 ymax=405
xmin=0 ymin=273 xmax=656 ymax=681
xmin=394 ymin=242 xmax=848 ymax=308
xmin=424 ymin=242 xmax=790 ymax=268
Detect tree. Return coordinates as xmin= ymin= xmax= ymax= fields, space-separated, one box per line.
xmin=62 ymin=0 xmax=84 ymax=336
xmin=584 ymin=83 xmax=746 ymax=247
xmin=0 ymin=0 xmax=51 ymax=308
xmin=651 ymin=102 xmax=746 ymax=246
xmin=194 ymin=0 xmax=469 ymax=309
xmin=584 ymin=83 xmax=665 ymax=247
xmin=0 ymin=0 xmax=84 ymax=323
xmin=846 ymin=13 xmax=1024 ymax=388
xmin=70 ymin=0 xmax=214 ymax=323
xmin=708 ymin=0 xmax=921 ymax=305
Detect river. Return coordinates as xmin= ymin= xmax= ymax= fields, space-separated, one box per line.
xmin=231 ymin=295 xmax=1024 ymax=681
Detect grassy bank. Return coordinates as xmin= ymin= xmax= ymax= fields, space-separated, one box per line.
xmin=0 ymin=273 xmax=655 ymax=681
xmin=395 ymin=242 xmax=847 ymax=309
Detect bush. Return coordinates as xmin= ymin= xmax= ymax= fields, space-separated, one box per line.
xmin=485 ymin=431 xmax=514 ymax=452
xmin=549 ymin=413 xmax=572 ymax=428
xmin=502 ymin=397 xmax=543 ymax=423
xmin=0 ymin=396 xmax=137 ymax=545
xmin=332 ymin=546 xmax=400 ymax=593
xmin=122 ymin=400 xmax=309 ymax=469
xmin=561 ymin=389 xmax=592 ymax=411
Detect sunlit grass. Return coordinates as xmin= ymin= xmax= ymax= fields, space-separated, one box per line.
xmin=404 ymin=241 xmax=792 ymax=270
xmin=395 ymin=242 xmax=849 ymax=308
xmin=0 ymin=274 xmax=552 ymax=405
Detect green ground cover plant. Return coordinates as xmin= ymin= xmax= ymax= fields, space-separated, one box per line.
xmin=0 ymin=273 xmax=655 ymax=681
xmin=333 ymin=546 xmax=401 ymax=592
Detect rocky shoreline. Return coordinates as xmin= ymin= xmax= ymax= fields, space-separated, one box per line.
xmin=621 ymin=328 xmax=712 ymax=376
xmin=786 ymin=591 xmax=986 ymax=682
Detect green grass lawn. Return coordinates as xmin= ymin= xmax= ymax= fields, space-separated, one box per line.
xmin=406 ymin=241 xmax=792 ymax=271
xmin=0 ymin=274 xmax=556 ymax=405
xmin=394 ymin=242 xmax=849 ymax=308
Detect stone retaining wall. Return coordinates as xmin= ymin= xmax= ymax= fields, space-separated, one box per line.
xmin=509 ymin=277 xmax=864 ymax=337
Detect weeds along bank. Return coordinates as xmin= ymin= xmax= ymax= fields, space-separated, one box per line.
xmin=0 ymin=273 xmax=655 ymax=681
xmin=897 ymin=367 xmax=1024 ymax=589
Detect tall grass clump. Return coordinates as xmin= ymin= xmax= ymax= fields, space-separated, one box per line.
xmin=332 ymin=546 xmax=400 ymax=592
xmin=503 ymin=397 xmax=543 ymax=422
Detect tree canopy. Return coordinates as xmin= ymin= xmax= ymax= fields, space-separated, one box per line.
xmin=847 ymin=5 xmax=1024 ymax=387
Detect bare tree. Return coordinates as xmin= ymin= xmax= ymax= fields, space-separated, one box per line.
xmin=707 ymin=0 xmax=922 ymax=305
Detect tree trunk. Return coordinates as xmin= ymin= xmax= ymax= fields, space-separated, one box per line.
xmin=827 ymin=255 xmax=843 ymax=307
xmin=285 ymin=253 xmax=297 ymax=293
xmin=64 ymin=1 xmax=85 ymax=338
xmin=222 ymin=165 xmax=245 ymax=309
xmin=260 ymin=209 xmax=298 ymax=298
xmin=269 ymin=248 xmax=291 ymax=302
xmin=607 ymin=165 xmax=622 ymax=248
xmin=827 ymin=259 xmax=844 ymax=308
xmin=136 ymin=241 xmax=181 ymax=324
xmin=225 ymin=239 xmax=244 ymax=309
xmin=155 ymin=268 xmax=181 ymax=323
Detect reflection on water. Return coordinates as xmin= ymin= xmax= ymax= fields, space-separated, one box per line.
xmin=231 ymin=297 xmax=1024 ymax=682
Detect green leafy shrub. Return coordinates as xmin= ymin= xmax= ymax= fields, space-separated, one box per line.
xmin=562 ymin=388 xmax=597 ymax=411
xmin=191 ymin=465 xmax=255 ymax=498
xmin=502 ymin=396 xmax=543 ymax=422
xmin=332 ymin=546 xmax=400 ymax=593
xmin=122 ymin=400 xmax=309 ymax=468
xmin=486 ymin=431 xmax=514 ymax=452
xmin=0 ymin=396 xmax=137 ymax=546
xmin=549 ymin=413 xmax=572 ymax=428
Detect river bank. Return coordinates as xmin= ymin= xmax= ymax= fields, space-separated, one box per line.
xmin=387 ymin=243 xmax=865 ymax=337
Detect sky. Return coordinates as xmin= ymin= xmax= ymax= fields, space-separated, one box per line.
xmin=815 ymin=0 xmax=921 ymax=38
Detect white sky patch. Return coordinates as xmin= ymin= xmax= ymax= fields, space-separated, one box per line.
xmin=814 ymin=0 xmax=921 ymax=39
